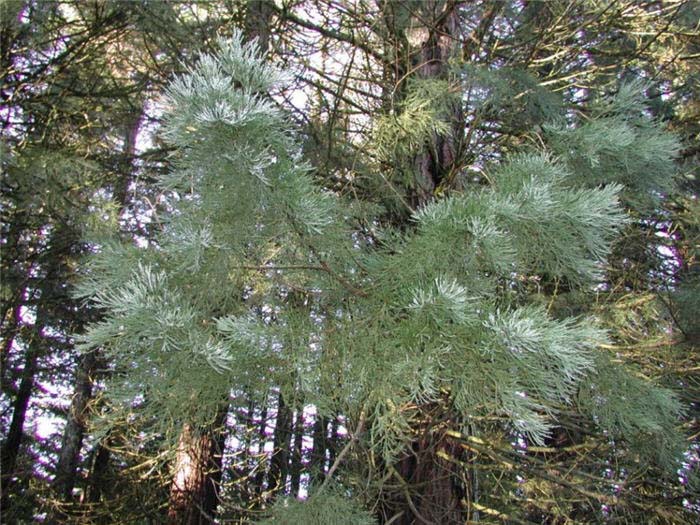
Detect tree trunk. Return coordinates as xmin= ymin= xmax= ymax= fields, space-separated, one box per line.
xmin=0 ymin=298 xmax=48 ymax=512
xmin=266 ymin=392 xmax=293 ymax=495
xmin=0 ymin=338 xmax=40 ymax=510
xmin=87 ymin=437 xmax=112 ymax=504
xmin=389 ymin=433 xmax=465 ymax=525
xmin=253 ymin=401 xmax=269 ymax=498
xmin=167 ymin=410 xmax=228 ymax=525
xmin=244 ymin=0 xmax=274 ymax=52
xmin=377 ymin=3 xmax=480 ymax=523
xmin=289 ymin=409 xmax=305 ymax=497
xmin=309 ymin=414 xmax=329 ymax=486
xmin=52 ymin=349 xmax=98 ymax=501
xmin=409 ymin=1 xmax=463 ymax=209
xmin=0 ymin=300 xmax=23 ymax=395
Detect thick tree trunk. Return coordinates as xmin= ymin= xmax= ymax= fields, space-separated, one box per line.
xmin=409 ymin=1 xmax=463 ymax=209
xmin=244 ymin=0 xmax=274 ymax=52
xmin=377 ymin=3 xmax=482 ymax=523
xmin=168 ymin=12 xmax=274 ymax=522
xmin=390 ymin=433 xmax=465 ymax=525
xmin=167 ymin=412 xmax=227 ymax=525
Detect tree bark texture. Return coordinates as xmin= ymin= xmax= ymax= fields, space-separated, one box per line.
xmin=167 ymin=417 xmax=227 ymax=525
xmin=309 ymin=414 xmax=329 ymax=486
xmin=1 ymin=337 xmax=40 ymax=510
xmin=392 ymin=433 xmax=465 ymax=525
xmin=289 ymin=409 xmax=305 ymax=497
xmin=51 ymin=349 xmax=98 ymax=501
xmin=244 ymin=0 xmax=275 ymax=53
xmin=411 ymin=2 xmax=463 ymax=207
xmin=87 ymin=437 xmax=112 ymax=504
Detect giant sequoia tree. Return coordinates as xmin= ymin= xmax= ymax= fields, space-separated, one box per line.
xmin=3 ymin=1 xmax=698 ymax=523
xmin=75 ymin=29 xmax=688 ymax=525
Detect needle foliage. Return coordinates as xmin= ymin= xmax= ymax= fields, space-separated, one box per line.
xmin=75 ymin=33 xmax=686 ymax=519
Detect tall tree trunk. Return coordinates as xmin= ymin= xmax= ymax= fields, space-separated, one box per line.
xmin=51 ymin=350 xmax=98 ymax=501
xmin=166 ymin=11 xmax=275 ymax=521
xmin=389 ymin=430 xmax=465 ymax=525
xmin=1 ymin=339 xmax=40 ymax=509
xmin=253 ymin=401 xmax=269 ymax=498
xmin=1 ymin=300 xmax=23 ymax=401
xmin=309 ymin=414 xmax=329 ymax=486
xmin=289 ymin=409 xmax=305 ymax=497
xmin=0 ymin=297 xmax=47 ymax=512
xmin=1 ymin=211 xmax=32 ymax=399
xmin=87 ymin=437 xmax=112 ymax=504
xmin=266 ymin=392 xmax=293 ymax=495
xmin=408 ymin=1 xmax=464 ymax=209
xmin=167 ymin=408 xmax=228 ymax=525
xmin=244 ymin=0 xmax=274 ymax=52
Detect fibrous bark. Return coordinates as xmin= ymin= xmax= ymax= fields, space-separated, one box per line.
xmin=167 ymin=416 xmax=227 ymax=525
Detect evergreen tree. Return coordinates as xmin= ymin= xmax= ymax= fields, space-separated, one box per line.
xmin=4 ymin=1 xmax=696 ymax=522
xmin=75 ymin=28 xmax=687 ymax=523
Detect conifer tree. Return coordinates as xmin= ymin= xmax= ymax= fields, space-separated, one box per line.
xmin=73 ymin=27 xmax=689 ymax=524
xmin=3 ymin=1 xmax=696 ymax=523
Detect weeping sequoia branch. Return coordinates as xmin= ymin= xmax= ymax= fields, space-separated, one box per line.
xmin=73 ymin=7 xmax=692 ymax=525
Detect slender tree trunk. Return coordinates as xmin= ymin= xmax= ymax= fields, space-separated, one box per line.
xmin=253 ymin=401 xmax=269 ymax=498
xmin=266 ymin=392 xmax=293 ymax=495
xmin=1 ymin=212 xmax=32 ymax=397
xmin=289 ymin=409 xmax=305 ymax=497
xmin=52 ymin=350 xmax=98 ymax=501
xmin=0 ymin=300 xmax=23 ymax=397
xmin=1 ymin=340 xmax=40 ymax=508
xmin=309 ymin=414 xmax=328 ymax=486
xmin=0 ymin=298 xmax=47 ymax=512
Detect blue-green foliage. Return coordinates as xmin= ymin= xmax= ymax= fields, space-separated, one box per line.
xmin=462 ymin=64 xmax=562 ymax=130
xmin=578 ymin=354 xmax=685 ymax=466
xmin=545 ymin=81 xmax=680 ymax=211
xmin=76 ymin=33 xmax=685 ymax=497
xmin=76 ymin=32 xmax=341 ymax=430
